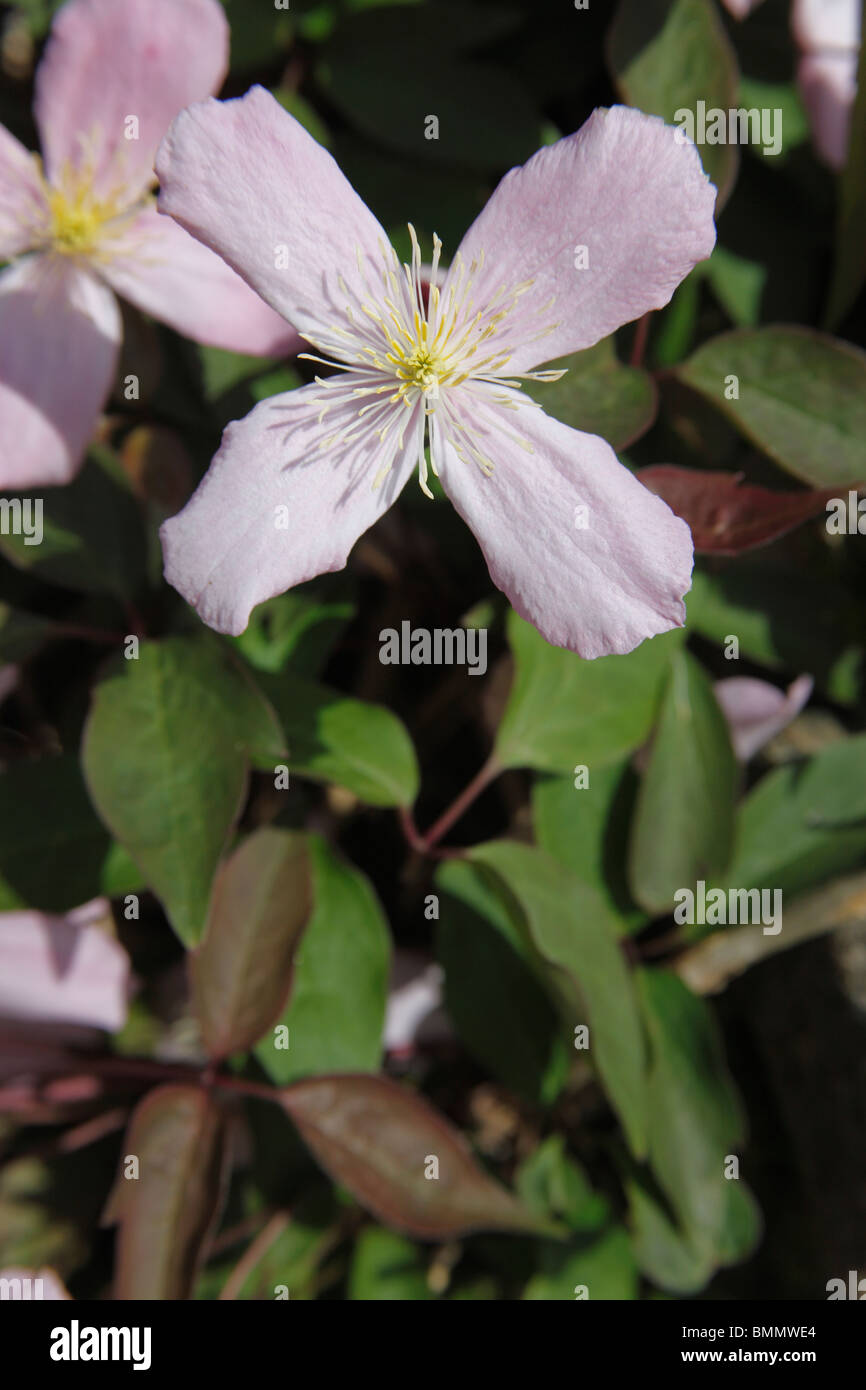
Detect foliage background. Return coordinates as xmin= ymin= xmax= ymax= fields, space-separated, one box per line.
xmin=1 ymin=0 xmax=865 ymax=1300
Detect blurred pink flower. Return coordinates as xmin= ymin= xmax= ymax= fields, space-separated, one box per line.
xmin=0 ymin=0 xmax=299 ymax=490
xmin=0 ymin=898 xmax=130 ymax=1031
xmin=384 ymin=952 xmax=452 ymax=1058
xmin=793 ymin=0 xmax=861 ymax=170
xmin=721 ymin=0 xmax=861 ymax=170
xmin=156 ymin=91 xmax=715 ymax=658
xmin=714 ymin=674 xmax=813 ymax=761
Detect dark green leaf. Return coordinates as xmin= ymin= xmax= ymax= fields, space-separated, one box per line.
xmin=260 ymin=671 xmax=419 ymax=806
xmin=676 ymin=327 xmax=866 ymax=486
xmin=256 ymin=836 xmax=390 ymax=1084
xmin=628 ymin=651 xmax=738 ymax=915
xmin=435 ymin=857 xmax=571 ymax=1105
xmin=524 ymin=338 xmax=657 ymax=450
xmin=0 ymin=451 xmax=147 ymax=598
xmin=608 ymin=0 xmax=739 ymax=205
xmin=496 ymin=611 xmax=680 ymax=774
xmin=82 ymin=639 xmax=285 ymax=945
xmin=468 ymin=841 xmax=649 ymax=1157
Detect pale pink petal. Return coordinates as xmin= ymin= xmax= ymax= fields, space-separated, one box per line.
xmin=433 ymin=385 xmax=693 ymax=658
xmin=0 ymin=124 xmax=48 ymax=259
xmin=0 ymin=1268 xmax=71 ymax=1299
xmin=0 ymin=899 xmax=130 ymax=1031
xmin=714 ymin=675 xmax=813 ymax=761
xmin=161 ymin=383 xmax=421 ymax=635
xmin=443 ymin=106 xmax=716 ymax=374
xmin=793 ymin=0 xmax=861 ymax=54
xmin=34 ymin=0 xmax=228 ymax=202
xmin=720 ymin=0 xmax=764 ymax=17
xmin=797 ymin=52 xmax=858 ymax=169
xmin=155 ymin=86 xmax=390 ymax=345
xmin=100 ymin=206 xmax=301 ymax=356
xmin=384 ymin=953 xmax=452 ymax=1056
xmin=0 ymin=255 xmax=121 ymax=489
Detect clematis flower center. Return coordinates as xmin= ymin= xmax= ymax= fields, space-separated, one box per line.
xmin=31 ymin=155 xmax=142 ymax=262
xmin=47 ymin=185 xmax=106 ymax=257
xmin=303 ymin=225 xmax=565 ymax=496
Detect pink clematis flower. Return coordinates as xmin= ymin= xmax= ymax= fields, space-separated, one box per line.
xmin=793 ymin=0 xmax=862 ymax=171
xmin=156 ymin=90 xmax=715 ymax=658
xmin=0 ymin=0 xmax=299 ymax=490
xmin=714 ymin=674 xmax=813 ymax=761
xmin=0 ymin=898 xmax=130 ymax=1032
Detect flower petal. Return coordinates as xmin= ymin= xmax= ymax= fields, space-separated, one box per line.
xmin=100 ymin=206 xmax=301 ymax=356
xmin=433 ymin=385 xmax=693 ymax=658
xmin=445 ymin=106 xmax=716 ymax=374
xmin=797 ymin=52 xmax=858 ymax=170
xmin=0 ymin=124 xmax=47 ymax=259
xmin=161 ymin=382 xmax=421 ymax=635
xmin=34 ymin=0 xmax=228 ymax=202
xmin=0 ymin=899 xmax=130 ymax=1032
xmin=155 ymin=86 xmax=391 ymax=345
xmin=714 ymin=674 xmax=813 ymax=761
xmin=0 ymin=255 xmax=121 ymax=489
xmin=793 ymin=0 xmax=861 ymax=54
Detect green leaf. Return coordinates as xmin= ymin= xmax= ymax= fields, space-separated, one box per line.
xmin=702 ymin=245 xmax=766 ymax=328
xmin=496 ymin=611 xmax=680 ymax=774
xmin=109 ymin=1086 xmax=226 ymax=1300
xmin=231 ymin=591 xmax=354 ymax=678
xmin=793 ymin=733 xmax=866 ymax=828
xmin=686 ymin=564 xmax=861 ymax=706
xmin=279 ymin=1074 xmax=550 ymax=1239
xmin=348 ymin=1227 xmax=433 ymax=1301
xmin=82 ymin=639 xmax=285 ymax=946
xmin=676 ymin=327 xmax=866 ymax=486
xmin=467 ymin=841 xmax=649 ymax=1158
xmin=523 ymin=1225 xmax=638 ymax=1300
xmin=607 ymin=0 xmax=740 ymax=206
xmin=516 ymin=1136 xmax=610 ymax=1235
xmin=260 ymin=671 xmax=419 ymax=806
xmin=0 ymin=753 xmax=141 ymax=912
xmin=191 ymin=829 xmax=313 ymax=1060
xmin=435 ymin=858 xmax=571 ymax=1105
xmin=628 ymin=652 xmax=738 ymax=916
xmin=826 ymin=25 xmax=866 ymax=325
xmin=635 ymin=970 xmax=761 ymax=1275
xmin=532 ymin=761 xmax=647 ymax=933
xmin=722 ymin=753 xmax=866 ymax=901
xmin=0 ymin=451 xmax=147 ymax=598
xmin=256 ymin=836 xmax=390 ymax=1084
xmin=626 ymin=1175 xmax=715 ymax=1293
xmin=318 ymin=8 xmax=543 ymax=172
xmin=524 ymin=339 xmax=657 ymax=450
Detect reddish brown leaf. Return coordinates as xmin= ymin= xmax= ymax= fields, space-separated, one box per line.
xmin=107 ymin=1084 xmax=225 ymax=1300
xmin=191 ymin=829 xmax=313 ymax=1060
xmin=637 ymin=466 xmax=836 ymax=554
xmin=279 ymin=1073 xmax=554 ymax=1240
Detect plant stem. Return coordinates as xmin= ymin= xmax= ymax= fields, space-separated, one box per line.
xmin=418 ymin=753 xmax=501 ymax=852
